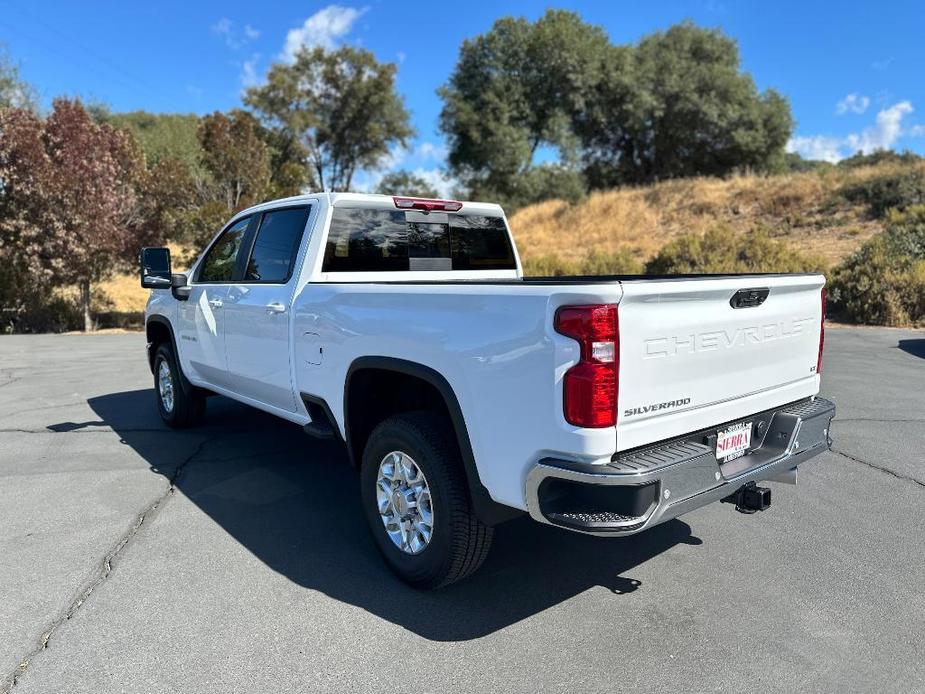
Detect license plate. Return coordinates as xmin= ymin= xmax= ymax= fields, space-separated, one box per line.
xmin=716 ymin=421 xmax=752 ymax=462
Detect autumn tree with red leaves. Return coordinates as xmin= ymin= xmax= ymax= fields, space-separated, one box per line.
xmin=0 ymin=98 xmax=147 ymax=331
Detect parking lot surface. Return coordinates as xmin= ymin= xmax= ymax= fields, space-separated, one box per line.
xmin=1 ymin=327 xmax=923 ymax=693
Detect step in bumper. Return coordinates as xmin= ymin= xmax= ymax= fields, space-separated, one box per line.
xmin=525 ymin=396 xmax=836 ymax=535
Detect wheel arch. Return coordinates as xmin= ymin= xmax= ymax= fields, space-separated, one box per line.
xmin=145 ymin=315 xmax=176 ymax=374
xmin=145 ymin=315 xmax=199 ymax=399
xmin=344 ymin=356 xmax=521 ymax=527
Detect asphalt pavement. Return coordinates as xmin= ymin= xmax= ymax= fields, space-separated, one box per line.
xmin=0 ymin=327 xmax=923 ymax=693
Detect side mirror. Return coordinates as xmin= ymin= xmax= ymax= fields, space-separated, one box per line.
xmin=140 ymin=248 xmax=172 ymax=288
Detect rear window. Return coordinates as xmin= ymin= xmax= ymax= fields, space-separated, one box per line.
xmin=322 ymin=207 xmax=516 ymax=272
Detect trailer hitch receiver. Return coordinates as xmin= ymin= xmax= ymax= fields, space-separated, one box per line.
xmin=721 ymin=482 xmax=771 ymax=514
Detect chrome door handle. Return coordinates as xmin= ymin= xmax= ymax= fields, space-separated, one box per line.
xmin=266 ymin=302 xmax=286 ymax=314
xmin=208 ymin=298 xmax=223 ymax=309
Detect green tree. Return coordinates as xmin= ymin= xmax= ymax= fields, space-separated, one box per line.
xmin=259 ymin=125 xmax=313 ymax=198
xmin=198 ymin=110 xmax=271 ymax=210
xmin=245 ymin=46 xmax=413 ymax=191
xmin=439 ymin=10 xmax=607 ymax=205
xmin=440 ymin=16 xmax=794 ymax=199
xmin=377 ymin=170 xmax=439 ymax=198
xmin=0 ymin=45 xmax=37 ymax=111
xmin=0 ymin=99 xmax=146 ymax=331
xmin=102 ymin=111 xmax=204 ymax=173
xmin=581 ymin=22 xmax=793 ymax=186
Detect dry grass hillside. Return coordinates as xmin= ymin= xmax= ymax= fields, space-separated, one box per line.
xmin=99 ymin=161 xmax=920 ymax=313
xmin=508 ymin=163 xmax=915 ymax=268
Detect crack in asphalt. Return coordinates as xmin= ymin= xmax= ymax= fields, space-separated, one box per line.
xmin=832 ymin=447 xmax=925 ymax=489
xmin=0 ymin=401 xmax=90 ymax=417
xmin=1 ymin=435 xmax=215 ymax=693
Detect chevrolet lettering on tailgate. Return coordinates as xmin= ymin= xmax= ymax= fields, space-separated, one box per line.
xmin=644 ymin=316 xmax=815 ymax=359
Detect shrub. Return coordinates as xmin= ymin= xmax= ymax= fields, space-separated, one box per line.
xmin=6 ymin=296 xmax=83 ymax=334
xmin=521 ymin=248 xmax=643 ymax=277
xmin=579 ymin=248 xmax=642 ymax=275
xmin=521 ymin=254 xmax=581 ymax=277
xmin=837 ymin=150 xmax=923 ymax=169
xmin=840 ymin=168 xmax=925 ymax=218
xmin=830 ymin=206 xmax=925 ymax=326
xmin=644 ymin=226 xmax=827 ymax=274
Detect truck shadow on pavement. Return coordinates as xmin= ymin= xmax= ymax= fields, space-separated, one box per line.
xmin=897 ymin=339 xmax=925 ymax=360
xmin=60 ymin=389 xmax=701 ymax=642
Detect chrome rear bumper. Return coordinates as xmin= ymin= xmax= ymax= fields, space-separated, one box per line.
xmin=525 ymin=396 xmax=836 ymax=535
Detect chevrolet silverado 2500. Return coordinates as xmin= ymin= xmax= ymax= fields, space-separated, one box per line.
xmin=141 ymin=193 xmax=835 ymax=588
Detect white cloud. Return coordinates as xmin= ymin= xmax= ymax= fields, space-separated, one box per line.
xmin=786 ymin=135 xmax=844 ymax=164
xmin=396 ymin=51 xmax=406 ymax=64
xmin=350 ymin=140 xmax=455 ymax=196
xmin=212 ymin=18 xmax=260 ymax=50
xmin=410 ymin=167 xmax=457 ymax=199
xmin=836 ymin=93 xmax=870 ymax=115
xmin=788 ymin=101 xmax=919 ymax=162
xmin=382 ymin=145 xmax=408 ymax=171
xmin=241 ymin=53 xmax=262 ymax=90
xmin=846 ymin=101 xmax=913 ymax=151
xmin=872 ymin=57 xmax=895 ymax=71
xmin=281 ymin=5 xmax=367 ymax=62
xmin=415 ymin=141 xmax=448 ymax=161
xmin=212 ymin=18 xmax=233 ymax=38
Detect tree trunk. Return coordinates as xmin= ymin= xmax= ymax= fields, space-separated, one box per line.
xmin=80 ymin=280 xmax=93 ymax=332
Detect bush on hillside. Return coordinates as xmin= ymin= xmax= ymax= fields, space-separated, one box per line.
xmin=830 ymin=206 xmax=925 ymax=326
xmin=521 ymin=248 xmax=641 ymax=277
xmin=838 ymin=150 xmax=923 ymax=169
xmin=644 ymin=226 xmax=827 ymax=274
xmin=840 ymin=168 xmax=925 ymax=218
xmin=579 ymin=248 xmax=642 ymax=275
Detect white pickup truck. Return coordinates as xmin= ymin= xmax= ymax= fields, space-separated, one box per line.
xmin=141 ymin=192 xmax=835 ymax=588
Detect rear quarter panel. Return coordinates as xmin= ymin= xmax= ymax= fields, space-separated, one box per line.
xmin=292 ymin=282 xmax=624 ymax=509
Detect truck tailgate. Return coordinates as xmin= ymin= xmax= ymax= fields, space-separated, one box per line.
xmin=616 ymin=274 xmax=825 ymax=451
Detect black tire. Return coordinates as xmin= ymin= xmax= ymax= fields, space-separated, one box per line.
xmin=153 ymin=342 xmax=206 ymax=428
xmin=360 ymin=411 xmax=493 ymax=589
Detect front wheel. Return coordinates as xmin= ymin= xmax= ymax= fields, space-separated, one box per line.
xmin=360 ymin=412 xmax=493 ymax=589
xmin=153 ymin=343 xmax=205 ymax=428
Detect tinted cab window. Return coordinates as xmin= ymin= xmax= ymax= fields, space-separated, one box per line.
xmin=322 ymin=207 xmax=515 ymax=272
xmin=245 ymin=207 xmax=311 ymax=282
xmin=198 ymin=216 xmax=250 ymax=282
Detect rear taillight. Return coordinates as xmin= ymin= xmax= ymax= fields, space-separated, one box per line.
xmin=817 ymin=288 xmax=827 ymax=374
xmin=393 ymin=196 xmax=463 ymax=212
xmin=555 ymin=304 xmax=618 ymax=428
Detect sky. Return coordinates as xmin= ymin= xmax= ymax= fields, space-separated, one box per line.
xmin=3 ymin=0 xmax=925 ymax=194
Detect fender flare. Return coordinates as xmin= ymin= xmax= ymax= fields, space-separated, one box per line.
xmin=344 ymin=356 xmax=521 ymax=527
xmin=145 ymin=315 xmax=197 ymax=397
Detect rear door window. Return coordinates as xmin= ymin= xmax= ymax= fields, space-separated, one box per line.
xmin=244 ymin=206 xmax=311 ymax=283
xmin=322 ymin=207 xmax=515 ymax=272
xmin=198 ymin=216 xmax=250 ymax=282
